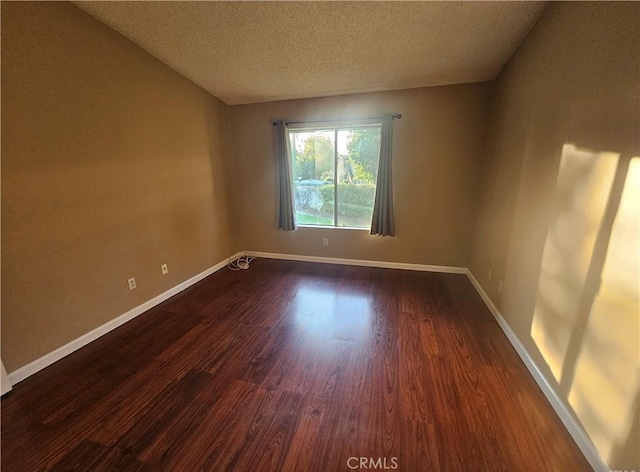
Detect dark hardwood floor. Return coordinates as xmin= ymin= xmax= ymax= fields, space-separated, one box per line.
xmin=1 ymin=259 xmax=591 ymax=471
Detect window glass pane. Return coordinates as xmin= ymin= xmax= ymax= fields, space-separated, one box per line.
xmin=336 ymin=127 xmax=381 ymax=228
xmin=290 ymin=130 xmax=335 ymax=226
xmin=289 ymin=124 xmax=381 ymax=228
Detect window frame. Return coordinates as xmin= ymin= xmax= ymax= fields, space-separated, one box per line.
xmin=288 ymin=120 xmax=382 ymax=230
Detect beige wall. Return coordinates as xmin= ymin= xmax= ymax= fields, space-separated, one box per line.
xmin=1 ymin=2 xmax=233 ymax=372
xmin=470 ymin=2 xmax=639 ymax=469
xmin=229 ymin=84 xmax=492 ymax=267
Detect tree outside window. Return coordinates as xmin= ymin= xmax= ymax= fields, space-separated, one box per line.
xmin=289 ymin=124 xmax=381 ymax=228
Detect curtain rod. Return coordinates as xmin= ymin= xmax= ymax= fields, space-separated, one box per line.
xmin=272 ymin=113 xmax=402 ymax=127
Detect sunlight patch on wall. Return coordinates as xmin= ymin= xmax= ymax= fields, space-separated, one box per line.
xmin=568 ymin=157 xmax=639 ymax=464
xmin=531 ymin=143 xmax=619 ymax=382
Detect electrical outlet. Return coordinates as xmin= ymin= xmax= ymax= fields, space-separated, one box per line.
xmin=498 ymin=280 xmax=503 ymax=293
xmin=161 ymin=263 xmax=168 ymax=275
xmin=488 ymin=269 xmax=492 ymax=280
xmin=322 ymin=238 xmax=328 ymax=246
xmin=128 ymin=277 xmax=137 ymax=290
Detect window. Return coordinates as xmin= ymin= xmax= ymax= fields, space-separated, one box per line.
xmin=289 ymin=123 xmax=381 ymax=228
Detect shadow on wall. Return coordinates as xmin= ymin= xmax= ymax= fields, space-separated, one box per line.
xmin=530 ymin=143 xmax=639 ymax=468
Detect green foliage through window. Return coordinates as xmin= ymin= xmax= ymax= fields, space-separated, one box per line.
xmin=289 ymin=125 xmax=381 ymax=228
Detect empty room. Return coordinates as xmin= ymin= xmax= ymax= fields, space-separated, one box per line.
xmin=1 ymin=1 xmax=638 ymax=471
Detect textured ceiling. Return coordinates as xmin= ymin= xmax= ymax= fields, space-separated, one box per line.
xmin=74 ymin=1 xmax=547 ymax=105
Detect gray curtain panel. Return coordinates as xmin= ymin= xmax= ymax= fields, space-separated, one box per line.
xmin=370 ymin=113 xmax=395 ymax=236
xmin=276 ymin=120 xmax=297 ymax=231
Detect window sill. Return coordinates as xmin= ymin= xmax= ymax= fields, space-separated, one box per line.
xmin=297 ymin=224 xmax=370 ymax=232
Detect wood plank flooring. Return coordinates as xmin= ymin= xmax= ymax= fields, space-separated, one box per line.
xmin=1 ymin=259 xmax=592 ymax=471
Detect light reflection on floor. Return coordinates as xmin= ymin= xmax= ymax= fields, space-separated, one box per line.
xmin=292 ymin=281 xmax=373 ymax=346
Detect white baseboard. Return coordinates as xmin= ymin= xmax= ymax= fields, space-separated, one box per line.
xmin=1 ymin=361 xmax=12 ymax=396
xmin=8 ymin=252 xmax=242 ymax=386
xmin=245 ymin=251 xmax=467 ymax=274
xmin=465 ymin=270 xmax=608 ymax=472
